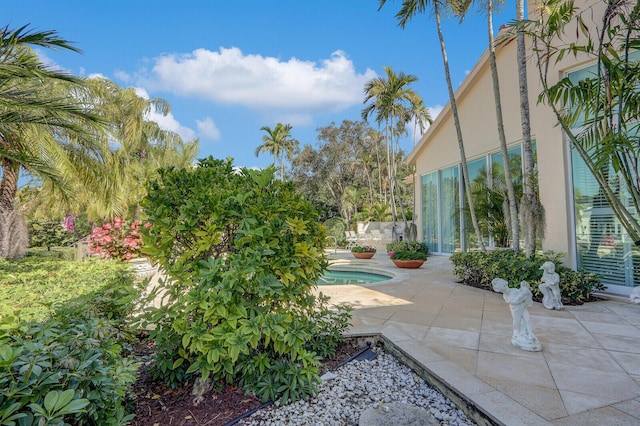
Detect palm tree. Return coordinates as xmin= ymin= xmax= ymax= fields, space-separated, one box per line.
xmin=255 ymin=123 xmax=297 ymax=180
xmin=362 ymin=66 xmax=419 ymax=240
xmin=342 ymin=186 xmax=367 ymax=229
xmin=87 ymin=79 xmax=198 ymax=219
xmin=515 ymin=0 xmax=540 ymax=256
xmin=0 ymin=25 xmax=111 ymax=259
xmin=379 ymin=0 xmax=487 ymax=252
xmin=484 ymin=0 xmax=520 ymax=250
xmin=408 ymin=97 xmax=432 ymax=147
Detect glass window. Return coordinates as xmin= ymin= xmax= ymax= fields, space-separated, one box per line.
xmin=464 ymin=158 xmax=488 ymax=250
xmin=421 ymin=172 xmax=438 ymax=253
xmin=568 ymin=63 xmax=640 ymax=288
xmin=440 ymin=166 xmax=460 ymax=253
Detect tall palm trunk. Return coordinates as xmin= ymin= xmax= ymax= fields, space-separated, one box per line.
xmin=0 ymin=159 xmax=28 ymax=259
xmin=0 ymin=159 xmax=19 ymax=211
xmin=488 ymin=0 xmax=520 ymax=250
xmin=516 ymin=0 xmax=538 ymax=257
xmin=434 ymin=0 xmax=486 ymax=252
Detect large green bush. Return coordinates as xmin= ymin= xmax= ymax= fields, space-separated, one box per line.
xmin=140 ymin=157 xmax=351 ymax=404
xmin=450 ymin=250 xmax=604 ymax=304
xmin=0 ymin=274 xmax=140 ymax=425
xmin=0 ymin=257 xmax=136 ymax=322
xmin=386 ymin=240 xmax=429 ymax=256
xmin=28 ymin=215 xmax=91 ymax=248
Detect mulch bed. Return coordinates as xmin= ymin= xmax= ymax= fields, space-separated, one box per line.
xmin=130 ymin=340 xmax=362 ymax=426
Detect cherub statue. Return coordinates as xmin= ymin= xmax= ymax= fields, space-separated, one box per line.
xmin=539 ymin=261 xmax=563 ymax=310
xmin=492 ymin=278 xmax=542 ymax=352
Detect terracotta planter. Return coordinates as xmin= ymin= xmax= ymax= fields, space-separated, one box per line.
xmin=391 ymin=259 xmax=425 ymax=268
xmin=352 ymin=251 xmax=375 ymax=259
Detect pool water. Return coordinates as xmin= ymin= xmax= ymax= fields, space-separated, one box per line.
xmin=318 ymin=269 xmax=390 ymax=285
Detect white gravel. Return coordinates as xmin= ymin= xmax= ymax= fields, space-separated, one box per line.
xmin=239 ymin=347 xmax=476 ymax=426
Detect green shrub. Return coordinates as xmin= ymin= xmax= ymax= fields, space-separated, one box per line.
xmin=140 ymin=157 xmax=351 ymax=404
xmin=27 ymin=246 xmax=77 ymax=261
xmin=450 ymin=250 xmax=605 ymax=304
xmin=0 ymin=279 xmax=140 ymax=425
xmin=351 ymin=245 xmax=376 ymax=253
xmin=386 ymin=241 xmax=429 ymax=255
xmin=390 ymin=250 xmax=427 ymax=261
xmin=28 ymin=215 xmax=90 ymax=248
xmin=0 ymin=257 xmax=135 ymax=322
xmin=323 ymin=217 xmax=347 ymax=246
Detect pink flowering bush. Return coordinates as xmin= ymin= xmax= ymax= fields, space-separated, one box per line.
xmin=88 ymin=217 xmax=149 ymax=261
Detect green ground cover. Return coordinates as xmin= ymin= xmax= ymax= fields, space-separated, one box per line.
xmin=0 ymin=256 xmax=134 ymax=322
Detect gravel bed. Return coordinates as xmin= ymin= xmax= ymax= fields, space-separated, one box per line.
xmin=239 ymin=347 xmax=476 ymax=426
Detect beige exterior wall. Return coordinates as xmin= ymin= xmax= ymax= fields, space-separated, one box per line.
xmin=408 ymin=0 xmax=607 ymax=264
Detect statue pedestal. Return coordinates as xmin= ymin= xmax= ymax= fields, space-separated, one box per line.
xmin=511 ymin=335 xmax=542 ymax=352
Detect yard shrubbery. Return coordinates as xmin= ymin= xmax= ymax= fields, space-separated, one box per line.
xmin=450 ymin=250 xmax=604 ymax=304
xmin=0 ymin=256 xmax=137 ymax=322
xmin=140 ymin=157 xmax=351 ymax=404
xmin=386 ymin=241 xmax=429 ymax=256
xmin=0 ymin=258 xmax=140 ymax=425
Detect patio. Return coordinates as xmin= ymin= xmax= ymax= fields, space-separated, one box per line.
xmin=320 ymin=249 xmax=640 ymax=425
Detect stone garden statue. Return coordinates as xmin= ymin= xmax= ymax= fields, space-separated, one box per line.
xmin=539 ymin=261 xmax=563 ymax=310
xmin=491 ymin=278 xmax=542 ymax=352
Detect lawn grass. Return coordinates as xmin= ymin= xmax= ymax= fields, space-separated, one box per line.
xmin=0 ymin=255 xmax=134 ymax=322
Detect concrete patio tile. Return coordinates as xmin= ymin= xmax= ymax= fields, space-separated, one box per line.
xmin=548 ymin=363 xmax=640 ymax=401
xmin=480 ymin=318 xmax=515 ymax=337
xmin=479 ymin=333 xmax=544 ymax=359
xmin=470 ymin=390 xmax=552 ymax=426
xmin=425 ymin=326 xmax=480 ymax=351
xmin=580 ymin=320 xmax=640 ymax=338
xmin=403 ymin=298 xmax=449 ymax=314
xmin=529 ymin=304 xmax=573 ymax=319
xmin=327 ymin=252 xmax=640 ymax=424
xmin=542 ymin=342 xmax=625 ymax=372
xmin=568 ymin=303 xmax=616 ymax=313
xmin=431 ymin=314 xmax=482 ymax=332
xmin=448 ymin=288 xmax=486 ymax=302
xmin=485 ymin=382 xmax=567 ymax=421
xmin=424 ymin=359 xmax=495 ymax=396
xmin=389 ymin=309 xmax=436 ymax=326
xmin=604 ymin=302 xmax=640 ymax=323
xmin=438 ymin=303 xmax=483 ymax=320
xmin=532 ymin=316 xmax=601 ymax=347
xmin=477 ymin=351 xmax=553 ymax=388
xmin=317 ymin=286 xmax=412 ymax=309
xmin=612 ymin=398 xmax=640 ymax=418
xmin=592 ymin=333 xmax=640 ymax=354
xmin=482 ymin=298 xmax=507 ymax=313
xmin=353 ymin=305 xmax=403 ymax=320
xmin=394 ymin=339 xmax=447 ymax=365
xmin=609 ymin=351 xmax=640 ymax=376
xmin=551 ymin=404 xmax=639 ymax=425
xmin=570 ymin=310 xmax=630 ymax=324
xmin=428 ymin=345 xmax=478 ymax=374
xmin=381 ymin=321 xmax=429 ymax=343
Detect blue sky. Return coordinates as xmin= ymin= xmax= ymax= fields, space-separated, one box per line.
xmin=7 ymin=0 xmax=516 ymax=170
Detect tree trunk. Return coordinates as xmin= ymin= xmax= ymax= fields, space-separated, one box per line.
xmin=434 ymin=1 xmax=486 ymax=252
xmin=0 ymin=159 xmax=28 ymax=259
xmin=516 ymin=0 xmax=539 ymax=257
xmin=488 ymin=0 xmax=520 ymax=250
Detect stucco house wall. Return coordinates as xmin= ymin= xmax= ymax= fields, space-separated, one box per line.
xmin=408 ymin=0 xmax=610 ymax=268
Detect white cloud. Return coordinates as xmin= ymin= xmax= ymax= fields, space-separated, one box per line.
xmin=114 ymin=69 xmax=131 ymax=83
xmin=137 ymin=47 xmax=376 ymax=118
xmin=427 ymin=105 xmax=444 ymax=122
xmin=87 ymin=72 xmax=107 ymax=80
xmin=196 ymin=117 xmax=221 ymax=140
xmin=134 ymin=87 xmax=196 ymax=141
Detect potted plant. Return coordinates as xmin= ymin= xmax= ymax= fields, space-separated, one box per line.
xmin=351 ymin=245 xmax=377 ymax=259
xmin=388 ymin=250 xmax=427 ymax=268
